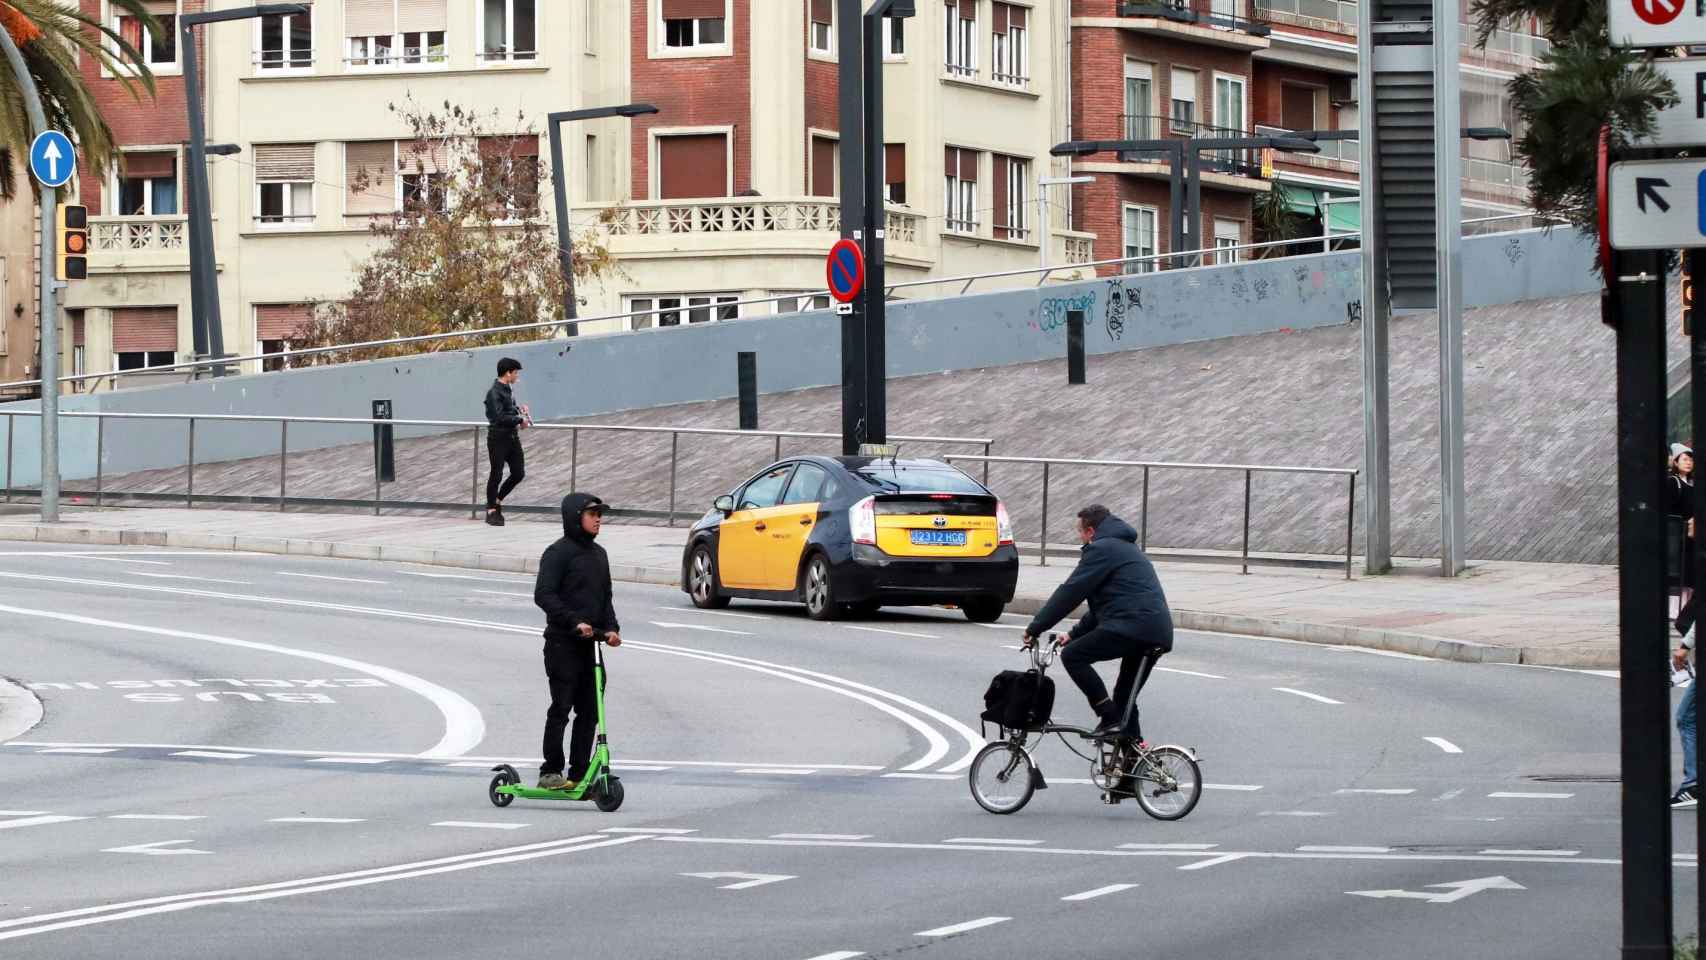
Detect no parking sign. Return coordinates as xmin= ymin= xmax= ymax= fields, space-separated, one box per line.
xmin=826 ymin=239 xmax=865 ymax=304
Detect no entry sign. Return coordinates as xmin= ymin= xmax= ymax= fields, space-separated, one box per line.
xmin=1612 ymin=0 xmax=1701 ymax=47
xmin=826 ymin=238 xmax=865 ymax=304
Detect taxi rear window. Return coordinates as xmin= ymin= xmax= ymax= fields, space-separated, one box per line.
xmin=853 ymin=467 xmax=985 ymax=494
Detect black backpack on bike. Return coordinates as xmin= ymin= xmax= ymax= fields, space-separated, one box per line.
xmin=980 ymin=669 xmax=1055 ymax=732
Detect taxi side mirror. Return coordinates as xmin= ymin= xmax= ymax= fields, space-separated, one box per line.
xmin=713 ymin=494 xmax=735 ymax=515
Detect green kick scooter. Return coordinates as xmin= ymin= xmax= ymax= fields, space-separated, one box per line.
xmin=488 ymin=639 xmax=624 ymax=813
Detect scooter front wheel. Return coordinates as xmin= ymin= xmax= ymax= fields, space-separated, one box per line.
xmin=595 ymin=777 xmax=625 ymax=813
xmin=488 ymin=764 xmax=519 ymax=808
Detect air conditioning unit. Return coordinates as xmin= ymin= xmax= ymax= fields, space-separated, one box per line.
xmin=1328 ymin=76 xmax=1356 ymax=105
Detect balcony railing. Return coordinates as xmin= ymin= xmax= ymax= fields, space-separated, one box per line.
xmin=1119 ymin=0 xmax=1272 ymax=36
xmin=1252 ymin=0 xmax=1354 ymax=27
xmin=1251 ymin=0 xmax=1550 ymax=63
xmin=1109 ymin=116 xmax=1267 ymax=178
xmin=90 ymin=215 xmax=188 ymax=253
xmin=1255 ymin=124 xmax=1360 ymax=173
xmin=1121 ymin=113 xmax=1159 ymax=141
xmin=592 ymin=197 xmax=925 ymax=243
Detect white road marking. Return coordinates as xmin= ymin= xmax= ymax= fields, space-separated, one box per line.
xmin=77 ymin=556 xmax=172 ymax=567
xmin=660 ymin=606 xmax=768 ymax=621
xmin=1347 ymin=876 xmax=1525 ymax=904
xmin=1061 ymin=883 xmax=1139 ymax=902
xmin=0 ymin=551 xmax=242 ymax=558
xmin=109 ymin=814 xmax=205 ymax=821
xmin=1326 ymin=645 xmax=1438 ymax=662
xmin=1488 ymin=792 xmax=1575 ymax=800
xmin=771 ymin=833 xmax=873 ymax=841
xmin=170 ymin=750 xmax=253 ymax=760
xmin=128 ymin=572 xmax=253 ymax=585
xmin=37 ymin=747 xmax=117 ymax=754
xmin=443 ymin=761 xmax=497 ymax=768
xmin=0 ymin=810 xmax=48 ymax=816
xmin=102 ymin=840 xmax=210 ymax=856
xmin=976 ymin=623 xmax=1028 ymax=630
xmin=308 ymin=757 xmax=389 ymax=765
xmin=278 ymin=572 xmax=386 ymax=585
xmin=1272 ymin=687 xmax=1344 ymax=705
xmin=882 ymin=772 xmax=958 ymax=780
xmin=843 ymin=625 xmax=941 ymax=639
xmin=616 ymin=765 xmax=673 ymax=772
xmin=0 ymin=815 xmax=86 ymax=830
xmin=470 ymin=590 xmax=532 ymax=599
xmin=0 ymin=835 xmax=647 ymax=942
xmin=1299 ymin=845 xmax=1393 ymax=854
xmin=1335 ymin=789 xmax=1417 ymax=796
xmin=680 ymin=872 xmax=796 ymax=890
xmin=1260 ymin=811 xmax=1333 ymax=817
xmin=916 ymin=917 xmax=1010 ymax=937
xmin=1155 ymin=666 xmax=1226 ymax=680
xmin=11 ymin=743 xmax=880 ymax=771
xmin=1120 ymin=843 xmax=1218 ymax=851
xmin=400 ymin=571 xmax=488 ymax=581
xmin=649 ymin=620 xmax=754 ymax=636
xmin=432 ymin=821 xmax=529 ymax=830
xmin=1480 ymin=849 xmax=1579 ymax=857
xmin=1425 ymin=737 xmax=1464 ymax=754
xmin=944 ymin=838 xmax=1042 ymax=846
xmin=1179 ymin=853 xmax=1249 ymax=871
xmin=737 ymin=768 xmax=817 ymax=776
xmin=802 ymin=952 xmax=864 ymax=960
xmin=1204 ymin=783 xmax=1263 ymax=792
xmin=1434 ymin=789 xmax=1466 ymax=801
xmin=0 ymin=600 xmax=485 ymax=759
xmin=601 ymin=827 xmax=696 ymax=835
xmin=270 ymin=818 xmax=366 ymax=824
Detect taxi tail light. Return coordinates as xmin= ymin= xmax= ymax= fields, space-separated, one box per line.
xmin=851 ymin=496 xmax=877 ymax=545
xmin=996 ymin=501 xmax=1015 ymax=545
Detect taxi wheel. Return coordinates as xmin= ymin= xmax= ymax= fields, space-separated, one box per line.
xmin=803 ymin=554 xmax=840 ymax=621
xmin=689 ymin=545 xmax=731 ymax=609
xmin=961 ymin=598 xmax=1006 ymax=623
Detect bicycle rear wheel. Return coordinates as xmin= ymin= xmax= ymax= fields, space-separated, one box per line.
xmin=969 ymin=741 xmax=1036 ymax=815
xmin=1131 ymin=745 xmax=1201 ymax=821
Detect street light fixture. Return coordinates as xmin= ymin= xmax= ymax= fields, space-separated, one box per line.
xmin=545 ymin=102 xmax=659 ymax=330
xmin=180 ymin=4 xmax=307 ymax=376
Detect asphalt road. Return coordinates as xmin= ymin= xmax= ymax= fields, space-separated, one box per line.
xmin=0 ymin=543 xmax=1694 ymax=958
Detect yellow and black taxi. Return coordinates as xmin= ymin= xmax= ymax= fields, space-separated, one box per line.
xmin=681 ymin=455 xmax=1019 ymax=621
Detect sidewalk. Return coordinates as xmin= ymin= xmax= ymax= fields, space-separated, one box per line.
xmin=0 ymin=507 xmax=1618 ymax=668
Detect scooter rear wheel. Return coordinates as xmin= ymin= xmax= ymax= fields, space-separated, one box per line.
xmin=488 ymin=765 xmax=519 ymax=808
xmin=595 ymin=777 xmax=625 ymax=812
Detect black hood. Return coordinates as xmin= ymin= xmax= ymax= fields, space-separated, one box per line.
xmin=1092 ymin=516 xmax=1139 ymax=545
xmin=561 ymin=493 xmax=605 ymax=541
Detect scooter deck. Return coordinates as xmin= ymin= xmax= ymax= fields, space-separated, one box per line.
xmin=497 ymin=784 xmax=592 ymax=802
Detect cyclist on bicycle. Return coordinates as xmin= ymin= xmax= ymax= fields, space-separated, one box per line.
xmin=1023 ymin=503 xmax=1173 ymax=740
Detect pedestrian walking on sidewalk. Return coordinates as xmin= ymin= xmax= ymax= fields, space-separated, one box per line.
xmin=1675 ymin=599 xmax=1699 ymax=809
xmin=484 ymin=357 xmax=530 ymax=527
xmin=1671 ymin=444 xmax=1696 ymax=608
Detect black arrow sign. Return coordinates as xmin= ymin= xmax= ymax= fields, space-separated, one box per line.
xmin=1637 ymin=177 xmax=1672 ymax=214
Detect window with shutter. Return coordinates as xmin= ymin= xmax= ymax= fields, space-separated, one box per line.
xmin=255 ymin=144 xmax=316 ymax=228
xmin=111 ymin=307 xmax=179 ymax=355
xmin=657 ymin=134 xmax=729 ymax=199
xmin=883 ymin=143 xmax=906 ymax=205
xmin=993 ymin=155 xmax=1028 ymax=240
xmin=810 ymin=136 xmax=836 ymax=197
xmin=346 ymin=0 xmax=447 ymax=68
xmin=809 ymin=0 xmax=833 ymax=53
xmin=1170 ymin=67 xmax=1198 ymax=132
xmin=944 ymin=146 xmax=978 ymax=234
xmin=945 ymin=0 xmax=976 ymax=76
xmin=661 ymin=0 xmax=727 ymax=50
xmin=345 ymin=141 xmax=397 ymax=216
xmin=115 ymin=151 xmax=180 ymax=217
xmin=991 ymin=3 xmax=1027 ymax=86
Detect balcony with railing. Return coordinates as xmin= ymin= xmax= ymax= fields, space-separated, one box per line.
xmin=1251 ymin=0 xmax=1550 ymax=67
xmin=1254 ymin=125 xmax=1359 ymax=178
xmin=1108 ymin=116 xmax=1271 ymax=183
xmin=88 ymin=215 xmax=190 ymax=272
xmin=581 ymin=197 xmax=929 ymax=261
xmin=1116 ymin=0 xmax=1273 ymax=43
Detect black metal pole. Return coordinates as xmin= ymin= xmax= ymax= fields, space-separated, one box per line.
xmin=836 ymin=0 xmax=866 ymax=455
xmin=1066 ymin=309 xmax=1085 ymax=384
xmin=1186 ymin=150 xmax=1203 ymax=267
xmin=1689 ymin=245 xmax=1706 ymax=942
xmin=1612 ymin=248 xmax=1674 ymax=957
xmin=1168 ymin=142 xmax=1185 ymax=262
xmin=181 ymin=18 xmax=219 ymax=370
xmin=737 ymin=351 xmax=758 ymax=431
xmin=548 ymin=116 xmax=576 ymax=330
xmin=861 ymin=9 xmax=886 ymax=446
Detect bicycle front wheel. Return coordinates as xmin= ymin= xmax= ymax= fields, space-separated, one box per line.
xmin=1132 ymin=746 xmax=1202 ymax=821
xmin=969 ymin=741 xmax=1036 ymax=815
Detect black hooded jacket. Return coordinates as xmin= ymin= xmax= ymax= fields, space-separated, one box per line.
xmin=1025 ymin=516 xmax=1173 ymax=650
xmin=485 ymin=379 xmax=525 ymax=436
xmin=535 ymin=494 xmax=619 ymax=645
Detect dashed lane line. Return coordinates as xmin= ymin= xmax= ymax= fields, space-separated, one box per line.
xmin=37 ymin=747 xmax=117 ymax=755
xmin=1155 ymin=666 xmax=1227 ymax=680
xmin=802 ymin=952 xmax=865 ymax=960
xmin=1481 ymin=849 xmax=1579 ymax=857
xmin=944 ymin=838 xmax=1043 ymax=846
xmin=0 ymin=810 xmax=48 ymax=816
xmin=882 ymin=773 xmax=959 ymax=780
xmin=659 ymin=607 xmax=770 ymax=621
xmin=737 ymin=768 xmax=818 ymax=776
xmin=170 ymin=751 xmax=253 ymax=760
xmin=277 ymin=572 xmax=387 ymax=586
xmin=1120 ymin=843 xmax=1219 ymax=851
xmin=128 ymin=572 xmax=254 ymax=585
xmin=601 ymin=827 xmax=696 ymax=835
xmin=1272 ymin=687 xmax=1344 ymax=705
xmin=1488 ymin=792 xmax=1575 ymax=800
xmin=308 ymin=757 xmax=389 ymax=765
xmin=432 ymin=821 xmax=529 ymax=830
xmin=916 ymin=917 xmax=1010 ymax=937
xmin=7 ymin=743 xmax=881 ymax=771
xmin=0 ymin=815 xmax=86 ymax=830
xmin=1178 ymin=853 xmax=1250 ymax=871
xmin=1061 ymin=883 xmax=1140 ymax=902
xmin=1425 ymin=737 xmax=1464 ymax=754
xmin=649 ymin=620 xmax=755 ymax=637
xmin=772 ymin=833 xmax=873 ymax=841
xmin=842 ymin=625 xmax=942 ymax=640
xmin=270 ymin=818 xmax=367 ymax=824
xmin=1334 ymin=789 xmax=1416 ymax=796
xmin=470 ymin=590 xmax=532 ymax=599
xmin=109 ymin=815 xmax=205 ymax=821
xmin=1298 ymin=846 xmax=1392 ymax=854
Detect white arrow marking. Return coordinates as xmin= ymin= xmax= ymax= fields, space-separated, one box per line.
xmin=679 ymin=871 xmax=796 ymax=890
xmin=40 ymin=139 xmax=62 ymax=182
xmin=649 ymin=620 xmax=754 ymax=636
xmin=102 ymin=839 xmax=211 ymax=856
xmin=1347 ymin=875 xmax=1525 ymax=904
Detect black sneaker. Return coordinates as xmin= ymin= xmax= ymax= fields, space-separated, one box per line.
xmin=485 ymin=510 xmax=505 ymax=527
xmin=1673 ymin=787 xmax=1698 ymax=808
xmin=1090 ymin=716 xmax=1124 ymax=739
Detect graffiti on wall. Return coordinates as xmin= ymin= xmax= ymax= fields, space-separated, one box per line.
xmin=1346 ymin=300 xmax=1363 ymax=324
xmin=1032 ymin=290 xmax=1097 ymax=334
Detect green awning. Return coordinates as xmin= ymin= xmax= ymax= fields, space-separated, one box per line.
xmin=1323 ymin=196 xmax=1361 ymax=233
xmin=1277 ymin=183 xmax=1321 ymax=216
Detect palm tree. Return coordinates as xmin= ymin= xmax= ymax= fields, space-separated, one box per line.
xmin=0 ymin=0 xmax=160 ymax=199
xmin=1469 ymin=0 xmax=1677 ymax=258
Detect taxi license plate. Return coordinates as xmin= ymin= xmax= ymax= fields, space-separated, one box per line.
xmin=910 ymin=529 xmax=967 ymax=547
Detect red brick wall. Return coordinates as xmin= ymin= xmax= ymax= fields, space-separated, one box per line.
xmin=77 ymin=0 xmax=202 ymax=215
xmin=1073 ymin=173 xmax=1252 ymax=274
xmin=1072 ymin=24 xmax=1255 ymax=142
xmin=804 ymin=11 xmax=838 ymax=194
xmin=1252 ymin=61 xmax=1342 ymax=130
xmin=630 ymin=0 xmax=753 ymax=200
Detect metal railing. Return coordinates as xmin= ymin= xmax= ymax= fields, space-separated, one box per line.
xmin=1119 ymin=0 xmax=1273 ymax=36
xmin=0 ymin=410 xmax=994 ymax=526
xmin=942 ymin=453 xmax=1358 ymax=579
xmin=0 ymin=213 xmax=1549 ymax=395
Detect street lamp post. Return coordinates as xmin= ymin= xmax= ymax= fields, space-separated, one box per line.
xmin=856 ymin=0 xmax=914 ymax=450
xmin=1050 ymin=139 xmax=1198 ymax=263
xmin=180 ymin=4 xmax=306 ymax=377
xmin=546 ymin=103 xmax=658 ymax=331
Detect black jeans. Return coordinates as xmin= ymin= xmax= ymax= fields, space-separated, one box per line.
xmin=540 ymin=642 xmax=598 ymax=779
xmin=486 ymin=432 xmax=525 ymax=509
xmin=1060 ymin=627 xmax=1162 ymax=738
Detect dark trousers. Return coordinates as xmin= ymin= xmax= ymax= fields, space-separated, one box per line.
xmin=541 ymin=642 xmax=598 ymax=779
xmin=486 ymin=432 xmax=525 ymax=509
xmin=1061 ymin=627 xmax=1162 ymax=737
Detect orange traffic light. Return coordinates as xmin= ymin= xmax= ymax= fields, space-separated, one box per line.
xmin=56 ymin=204 xmax=87 ymax=281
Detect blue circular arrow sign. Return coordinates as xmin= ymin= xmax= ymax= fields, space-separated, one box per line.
xmin=29 ymin=131 xmax=74 ymax=188
xmin=826 ymin=238 xmax=865 ymax=304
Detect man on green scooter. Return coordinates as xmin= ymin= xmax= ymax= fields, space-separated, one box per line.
xmin=533 ymin=493 xmax=622 ymax=791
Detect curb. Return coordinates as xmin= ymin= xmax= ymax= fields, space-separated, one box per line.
xmin=0 ymin=677 xmax=44 ymax=744
xmin=0 ymin=523 xmax=1617 ymax=669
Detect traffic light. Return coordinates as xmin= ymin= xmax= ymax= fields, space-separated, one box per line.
xmin=56 ymin=204 xmax=87 ymax=281
xmin=1685 ymin=250 xmax=1695 ymax=338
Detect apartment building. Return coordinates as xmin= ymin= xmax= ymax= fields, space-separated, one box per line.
xmin=22 ymin=0 xmax=1079 ymax=387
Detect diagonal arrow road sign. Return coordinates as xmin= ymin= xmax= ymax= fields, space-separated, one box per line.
xmin=1347 ymin=875 xmax=1525 ymax=904
xmin=102 ymin=839 xmax=212 ymax=856
xmin=1638 ymin=177 xmax=1672 ymax=213
xmin=680 ymin=872 xmax=796 ymax=891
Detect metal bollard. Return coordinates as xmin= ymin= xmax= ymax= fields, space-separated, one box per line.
xmin=1140 ymin=466 xmax=1149 ymax=549
xmin=570 ymin=428 xmax=578 ymax=493
xmin=279 ymin=420 xmax=288 ymax=512
xmin=3 ymin=413 xmax=10 ymax=502
xmin=1241 ymin=469 xmax=1252 ymax=575
xmin=95 ymin=416 xmax=104 ymax=508
xmin=186 ymin=418 xmax=196 ymax=509
xmin=1345 ymin=473 xmax=1356 ymax=581
xmin=470 ymin=426 xmax=480 ymax=520
xmin=1039 ymin=461 xmax=1050 ymax=567
xmin=668 ymin=432 xmax=679 ymax=527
